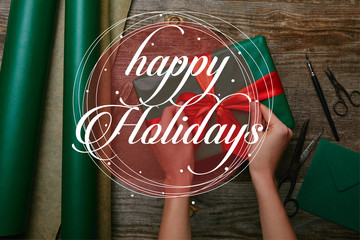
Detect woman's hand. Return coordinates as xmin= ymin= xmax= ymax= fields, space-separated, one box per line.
xmin=150 ymin=105 xmax=194 ymax=189
xmin=248 ymin=103 xmax=293 ymax=183
xmin=248 ymin=103 xmax=296 ymax=240
xmin=152 ymin=105 xmax=193 ymax=240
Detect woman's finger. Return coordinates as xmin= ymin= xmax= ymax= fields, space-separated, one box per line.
xmin=159 ymin=106 xmax=177 ymax=127
xmin=249 ymin=101 xmax=264 ymax=142
xmin=260 ymin=104 xmax=292 ymax=140
xmin=259 ymin=104 xmax=283 ymax=129
xmin=175 ymin=110 xmax=191 ymax=140
xmin=158 ymin=106 xmax=178 ymax=140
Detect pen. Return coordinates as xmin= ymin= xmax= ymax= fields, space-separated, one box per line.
xmin=306 ymin=54 xmax=339 ymax=141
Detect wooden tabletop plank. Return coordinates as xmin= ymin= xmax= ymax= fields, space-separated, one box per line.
xmin=112 ymin=0 xmax=360 ymax=238
xmin=112 ymin=182 xmax=359 ymax=239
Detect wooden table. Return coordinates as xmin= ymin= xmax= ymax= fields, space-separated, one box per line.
xmin=1 ymin=0 xmax=359 ymax=239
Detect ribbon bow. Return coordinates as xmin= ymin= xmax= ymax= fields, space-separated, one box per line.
xmin=176 ymin=52 xmax=284 ymax=158
xmin=147 ymin=52 xmax=285 ymax=158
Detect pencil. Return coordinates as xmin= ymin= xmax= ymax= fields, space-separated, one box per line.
xmin=306 ymin=54 xmax=339 ymax=141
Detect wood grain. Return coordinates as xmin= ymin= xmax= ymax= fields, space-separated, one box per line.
xmin=0 ymin=0 xmax=10 ymax=69
xmin=1 ymin=0 xmax=359 ymax=239
xmin=112 ymin=0 xmax=360 ymax=239
xmin=112 ymin=182 xmax=359 ymax=239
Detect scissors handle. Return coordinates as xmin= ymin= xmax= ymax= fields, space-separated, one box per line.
xmin=284 ymin=198 xmax=299 ymax=218
xmin=333 ymin=99 xmax=348 ymax=116
xmin=348 ymin=90 xmax=360 ymax=107
xmin=277 ymin=173 xmax=289 ymax=190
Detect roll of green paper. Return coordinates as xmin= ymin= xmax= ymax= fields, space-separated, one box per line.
xmin=62 ymin=0 xmax=99 ymax=239
xmin=0 ymin=0 xmax=59 ymax=236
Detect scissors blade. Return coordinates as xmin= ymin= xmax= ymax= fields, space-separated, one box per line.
xmin=327 ymin=67 xmax=337 ymax=81
xmin=292 ymin=119 xmax=310 ymax=164
xmin=326 ymin=68 xmax=345 ymax=92
xmin=299 ymin=130 xmax=323 ymax=164
xmin=325 ymin=70 xmax=339 ymax=90
xmin=325 ymin=70 xmax=334 ymax=83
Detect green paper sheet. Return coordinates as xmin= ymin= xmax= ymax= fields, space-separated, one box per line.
xmin=97 ymin=1 xmax=133 ymax=238
xmin=0 ymin=0 xmax=59 ymax=236
xmin=296 ymin=139 xmax=360 ymax=232
xmin=62 ymin=0 xmax=99 ymax=239
xmin=99 ymin=1 xmax=133 ymax=238
xmin=233 ymin=36 xmax=295 ymax=129
xmin=24 ymin=0 xmax=64 ymax=238
xmin=109 ymin=0 xmax=133 ymax=42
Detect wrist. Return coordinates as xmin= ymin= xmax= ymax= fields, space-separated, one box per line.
xmin=163 ymin=173 xmax=193 ymax=195
xmin=250 ymin=171 xmax=277 ymax=191
xmin=164 ymin=172 xmax=193 ymax=186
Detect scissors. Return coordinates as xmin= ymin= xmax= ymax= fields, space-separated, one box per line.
xmin=277 ymin=119 xmax=322 ymax=218
xmin=325 ymin=68 xmax=360 ymax=116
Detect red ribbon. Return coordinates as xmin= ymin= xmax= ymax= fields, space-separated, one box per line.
xmin=146 ymin=52 xmax=284 ymax=158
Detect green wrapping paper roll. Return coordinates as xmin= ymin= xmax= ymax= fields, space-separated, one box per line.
xmin=62 ymin=0 xmax=99 ymax=239
xmin=0 ymin=0 xmax=59 ymax=236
